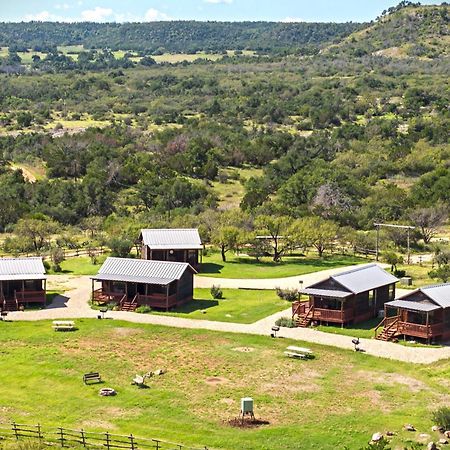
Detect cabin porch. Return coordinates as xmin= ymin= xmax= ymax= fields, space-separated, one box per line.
xmin=376 ymin=303 xmax=446 ymax=343
xmin=92 ymin=279 xmax=190 ymax=311
xmin=0 ymin=279 xmax=47 ymax=311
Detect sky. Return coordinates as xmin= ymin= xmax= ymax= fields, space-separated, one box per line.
xmin=0 ymin=0 xmax=442 ymax=23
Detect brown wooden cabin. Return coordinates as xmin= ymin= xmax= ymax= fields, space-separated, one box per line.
xmin=0 ymin=257 xmax=47 ymax=311
xmin=91 ymin=257 xmax=196 ymax=312
xmin=292 ymin=264 xmax=398 ymax=328
xmin=138 ymin=228 xmax=203 ymax=269
xmin=376 ymin=284 xmax=450 ymax=343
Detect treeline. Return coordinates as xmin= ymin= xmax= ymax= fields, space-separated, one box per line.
xmin=0 ymin=21 xmax=362 ymax=54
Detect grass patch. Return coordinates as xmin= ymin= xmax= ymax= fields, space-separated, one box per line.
xmin=0 ymin=320 xmax=448 ymax=449
xmin=152 ymin=288 xmax=288 ymax=323
xmin=200 ymin=252 xmax=368 ymax=279
xmin=315 ymin=318 xmax=381 ymax=339
xmin=48 ymin=255 xmax=108 ymax=276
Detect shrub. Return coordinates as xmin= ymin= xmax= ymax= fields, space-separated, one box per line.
xmin=210 ymin=285 xmax=223 ymax=299
xmin=393 ymin=269 xmax=406 ymax=278
xmin=275 ymin=317 xmax=295 ymax=328
xmin=43 ymin=260 xmax=51 ymax=271
xmin=52 ymin=264 xmax=62 ymax=273
xmin=432 ymin=406 xmax=450 ymax=430
xmin=276 ymin=288 xmax=300 ymax=302
xmin=429 ymin=265 xmax=450 ymax=283
xmin=136 ymin=305 xmax=152 ymax=314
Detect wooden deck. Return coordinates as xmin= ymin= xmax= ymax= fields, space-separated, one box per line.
xmin=292 ymin=301 xmax=372 ymax=327
xmin=15 ymin=290 xmax=46 ymax=304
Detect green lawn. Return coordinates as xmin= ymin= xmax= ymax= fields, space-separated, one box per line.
xmin=0 ymin=320 xmax=448 ymax=450
xmin=151 ymin=288 xmax=288 ymax=323
xmin=200 ymin=252 xmax=368 ymax=279
xmin=315 ymin=318 xmax=381 ymax=339
xmin=48 ymin=255 xmax=108 ymax=276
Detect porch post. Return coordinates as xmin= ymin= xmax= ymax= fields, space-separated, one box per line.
xmin=91 ymin=278 xmax=94 ymax=301
xmin=166 ymin=284 xmax=169 ymax=311
xmin=426 ymin=312 xmax=430 ymax=344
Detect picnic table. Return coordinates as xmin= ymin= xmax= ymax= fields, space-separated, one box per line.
xmin=284 ymin=345 xmax=314 ymax=359
xmin=52 ymin=320 xmax=76 ymax=331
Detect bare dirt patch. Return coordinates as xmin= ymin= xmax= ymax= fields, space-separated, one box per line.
xmin=81 ymin=419 xmax=117 ymax=430
xmin=219 ymin=398 xmax=235 ymax=406
xmin=205 ymin=377 xmax=230 ymax=386
xmin=358 ymin=371 xmax=427 ymax=393
xmin=111 ymin=327 xmax=144 ymax=337
xmin=232 ymin=347 xmax=254 ymax=353
xmin=227 ymin=418 xmax=270 ymax=428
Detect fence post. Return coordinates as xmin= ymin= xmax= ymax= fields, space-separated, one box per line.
xmin=59 ymin=427 xmax=65 ymax=447
xmin=12 ymin=422 xmax=18 ymax=440
xmin=105 ymin=432 xmax=111 ymax=450
xmin=80 ymin=429 xmax=87 ymax=447
xmin=154 ymin=439 xmax=160 ymax=450
xmin=129 ymin=433 xmax=135 ymax=450
xmin=37 ymin=423 xmax=43 ymax=440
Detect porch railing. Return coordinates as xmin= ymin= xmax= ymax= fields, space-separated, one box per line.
xmin=14 ymin=290 xmax=46 ymax=304
xmin=137 ymin=293 xmax=178 ymax=309
xmin=398 ymin=321 xmax=444 ymax=338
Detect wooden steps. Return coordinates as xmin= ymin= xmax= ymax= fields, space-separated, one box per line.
xmin=3 ymin=298 xmax=18 ymax=312
xmin=120 ymin=301 xmax=138 ymax=312
xmin=295 ymin=306 xmax=314 ymax=328
xmin=375 ymin=316 xmax=400 ymax=341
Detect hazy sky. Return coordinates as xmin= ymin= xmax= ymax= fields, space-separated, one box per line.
xmin=1 ymin=0 xmax=442 ymax=23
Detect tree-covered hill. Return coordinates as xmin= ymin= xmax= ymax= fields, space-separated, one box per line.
xmin=328 ymin=2 xmax=449 ymax=58
xmin=0 ymin=21 xmax=362 ymax=54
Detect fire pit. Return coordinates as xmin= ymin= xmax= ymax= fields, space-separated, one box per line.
xmin=99 ymin=388 xmax=116 ymax=397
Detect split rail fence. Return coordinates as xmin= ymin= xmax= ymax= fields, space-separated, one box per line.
xmin=0 ymin=422 xmax=209 ymax=450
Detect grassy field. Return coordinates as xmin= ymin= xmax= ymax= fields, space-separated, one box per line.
xmin=212 ymin=166 xmax=263 ymax=209
xmin=0 ymin=320 xmax=448 ymax=450
xmin=152 ymin=288 xmax=287 ymax=323
xmin=200 ymin=252 xmax=368 ymax=279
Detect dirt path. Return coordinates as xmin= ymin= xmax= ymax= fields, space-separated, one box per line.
xmin=6 ymin=269 xmax=449 ymax=364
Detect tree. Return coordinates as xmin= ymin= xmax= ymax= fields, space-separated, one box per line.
xmin=14 ymin=216 xmax=59 ymax=253
xmin=296 ymin=217 xmax=338 ymax=257
xmin=254 ymin=215 xmax=293 ymax=262
xmin=410 ymin=206 xmax=448 ymax=244
xmin=384 ymin=251 xmax=403 ymax=272
xmin=212 ymin=225 xmax=244 ymax=262
xmin=108 ymin=237 xmax=133 ymax=258
xmin=429 ymin=265 xmax=450 ymax=283
xmin=81 ymin=216 xmax=104 ymax=239
xmin=50 ymin=247 xmax=65 ymax=272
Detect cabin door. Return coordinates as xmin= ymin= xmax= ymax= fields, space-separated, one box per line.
xmin=127 ymin=283 xmax=137 ymax=299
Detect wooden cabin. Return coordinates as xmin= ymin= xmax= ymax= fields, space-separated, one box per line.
xmin=292 ymin=264 xmax=398 ymax=327
xmin=91 ymin=257 xmax=196 ymax=311
xmin=138 ymin=228 xmax=203 ymax=269
xmin=0 ymin=257 xmax=47 ymax=311
xmin=376 ymin=284 xmax=450 ymax=343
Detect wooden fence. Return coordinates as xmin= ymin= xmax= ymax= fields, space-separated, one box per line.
xmin=0 ymin=422 xmax=208 ymax=450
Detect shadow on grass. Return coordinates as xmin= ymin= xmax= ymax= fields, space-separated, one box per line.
xmin=170 ymin=298 xmax=219 ymax=314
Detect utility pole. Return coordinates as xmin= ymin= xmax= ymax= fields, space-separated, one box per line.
xmin=374 ymin=223 xmax=415 ymax=265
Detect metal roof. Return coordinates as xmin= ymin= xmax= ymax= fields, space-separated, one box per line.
xmin=397 ymin=283 xmax=450 ymax=309
xmin=140 ymin=229 xmax=202 ymax=250
xmin=92 ymin=257 xmax=195 ymax=285
xmin=385 ymin=300 xmax=441 ymax=313
xmin=301 ymin=288 xmax=353 ymax=299
xmin=331 ymin=264 xmax=398 ymax=294
xmin=0 ymin=257 xmax=46 ymax=281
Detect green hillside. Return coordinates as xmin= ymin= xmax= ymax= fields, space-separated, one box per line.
xmin=329 ymin=3 xmax=449 ymax=58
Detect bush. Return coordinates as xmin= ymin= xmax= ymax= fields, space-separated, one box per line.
xmin=276 ymin=288 xmax=300 ymax=302
xmin=432 ymin=407 xmax=450 ymax=430
xmin=275 ymin=317 xmax=295 ymax=328
xmin=210 ymin=285 xmax=223 ymax=299
xmin=393 ymin=269 xmax=406 ymax=278
xmin=52 ymin=264 xmax=62 ymax=272
xmin=136 ymin=305 xmax=152 ymax=314
xmin=43 ymin=260 xmax=51 ymax=271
